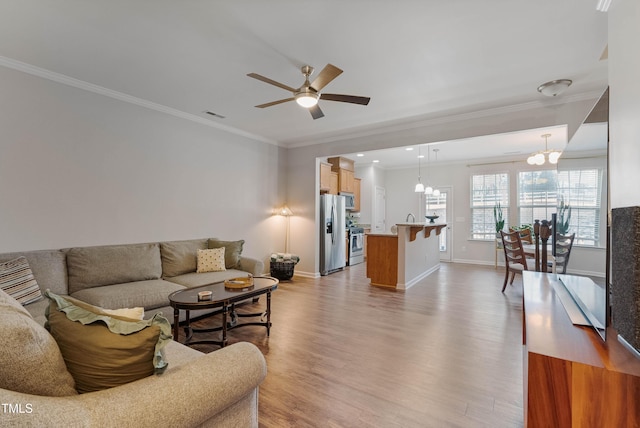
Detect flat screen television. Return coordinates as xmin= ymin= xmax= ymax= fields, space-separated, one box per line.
xmin=558 ymin=274 xmax=607 ymax=341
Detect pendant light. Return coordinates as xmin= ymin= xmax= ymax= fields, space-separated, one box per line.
xmin=432 ymin=149 xmax=440 ymax=197
xmin=414 ymin=145 xmax=424 ymax=192
xmin=526 ymin=134 xmax=561 ymax=166
xmin=424 ymin=147 xmax=440 ymax=196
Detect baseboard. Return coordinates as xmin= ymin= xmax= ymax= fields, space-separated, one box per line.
xmin=292 ymin=270 xmax=320 ymax=279
xmin=452 ymin=258 xmax=498 ymax=267
xmin=397 ymin=264 xmax=440 ymax=290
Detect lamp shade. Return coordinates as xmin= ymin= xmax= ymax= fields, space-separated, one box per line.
xmin=415 ymin=182 xmax=425 ymax=193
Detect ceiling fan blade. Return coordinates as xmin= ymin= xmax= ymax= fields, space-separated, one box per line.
xmin=255 ymin=98 xmax=295 ymax=108
xmin=309 ymin=104 xmax=324 ymax=120
xmin=310 ymin=64 xmax=343 ymax=92
xmin=247 ymin=73 xmax=297 ymax=93
xmin=321 ymin=93 xmax=371 ymax=105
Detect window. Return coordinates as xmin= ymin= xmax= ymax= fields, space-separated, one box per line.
xmin=471 ymin=173 xmax=509 ymax=240
xmin=556 ymin=168 xmax=602 ymax=246
xmin=517 ymin=168 xmax=603 ymax=247
xmin=518 ymin=170 xmax=558 ymax=225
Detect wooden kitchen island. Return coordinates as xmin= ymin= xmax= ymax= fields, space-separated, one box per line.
xmin=366 ymin=223 xmax=445 ymax=290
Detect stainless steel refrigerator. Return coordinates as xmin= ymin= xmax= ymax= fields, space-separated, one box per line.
xmin=320 ymin=194 xmax=346 ymax=275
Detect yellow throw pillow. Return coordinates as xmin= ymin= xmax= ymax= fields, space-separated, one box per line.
xmin=44 ymin=291 xmax=171 ymax=394
xmin=196 ymin=248 xmax=226 ymax=273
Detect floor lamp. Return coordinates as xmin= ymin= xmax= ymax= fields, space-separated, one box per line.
xmin=277 ymin=206 xmax=293 ymax=253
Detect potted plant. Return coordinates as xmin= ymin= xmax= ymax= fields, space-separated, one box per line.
xmin=557 ymin=198 xmax=572 ymax=234
xmin=493 ymin=202 xmax=505 ymax=236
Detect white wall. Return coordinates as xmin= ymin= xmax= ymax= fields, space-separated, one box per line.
xmin=609 ymin=0 xmax=640 ymax=209
xmin=0 ymin=66 xmax=286 ymax=267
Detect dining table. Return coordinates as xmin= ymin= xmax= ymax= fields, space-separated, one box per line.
xmin=522 ymin=243 xmax=556 ymax=273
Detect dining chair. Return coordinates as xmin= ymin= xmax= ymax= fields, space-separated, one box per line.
xmin=500 ymin=230 xmax=532 ymax=292
xmin=510 ymin=227 xmax=533 ymax=244
xmin=551 ymin=233 xmax=576 ymax=274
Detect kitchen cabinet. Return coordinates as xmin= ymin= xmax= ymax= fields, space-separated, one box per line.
xmin=338 ymin=169 xmax=355 ymax=193
xmin=329 ymin=172 xmax=338 ymax=195
xmin=353 ymin=178 xmax=361 ymax=211
xmin=328 ymin=156 xmax=356 ymax=194
xmin=319 ymin=162 xmax=332 ymax=192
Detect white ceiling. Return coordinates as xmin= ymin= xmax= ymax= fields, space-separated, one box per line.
xmin=0 ymin=0 xmax=609 ymax=162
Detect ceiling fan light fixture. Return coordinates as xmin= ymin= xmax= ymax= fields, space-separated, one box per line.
xmin=295 ymin=92 xmax=319 ymax=108
xmin=537 ymin=79 xmax=573 ymax=97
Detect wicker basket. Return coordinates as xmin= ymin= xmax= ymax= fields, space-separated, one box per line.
xmin=270 ymin=261 xmax=295 ymax=280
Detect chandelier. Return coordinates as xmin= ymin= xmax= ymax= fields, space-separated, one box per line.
xmin=527 ymin=134 xmax=561 ymax=166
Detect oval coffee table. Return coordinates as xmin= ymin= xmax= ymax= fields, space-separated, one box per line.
xmin=168 ymin=276 xmax=279 ymax=348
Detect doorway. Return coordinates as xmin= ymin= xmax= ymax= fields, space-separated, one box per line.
xmin=425 ymin=186 xmax=452 ymax=262
xmin=373 ymin=186 xmax=386 ymax=233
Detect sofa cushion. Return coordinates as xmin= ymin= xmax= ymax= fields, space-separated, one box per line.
xmin=197 ymin=248 xmax=226 ymax=273
xmin=166 ymin=269 xmax=250 ymax=288
xmin=0 ymin=288 xmax=77 ymax=396
xmin=45 ymin=291 xmax=172 ymax=394
xmin=0 ymin=256 xmax=43 ymax=305
xmin=208 ymin=239 xmax=245 ymax=269
xmin=160 ymin=239 xmax=208 ymax=278
xmin=67 ymin=243 xmax=163 ymax=294
xmin=70 ymin=279 xmax=185 ymax=311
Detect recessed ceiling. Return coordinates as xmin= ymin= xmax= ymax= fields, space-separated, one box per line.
xmin=340 ymin=122 xmax=607 ymax=169
xmin=0 ymin=1 xmax=608 ymax=147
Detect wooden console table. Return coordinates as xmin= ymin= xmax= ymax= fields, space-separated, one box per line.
xmin=523 ymin=271 xmax=640 ymax=427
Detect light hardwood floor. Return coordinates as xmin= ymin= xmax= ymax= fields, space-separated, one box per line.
xmin=192 ymin=262 xmax=525 ymax=427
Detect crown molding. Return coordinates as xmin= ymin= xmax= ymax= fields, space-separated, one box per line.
xmin=0 ymin=55 xmax=277 ymax=146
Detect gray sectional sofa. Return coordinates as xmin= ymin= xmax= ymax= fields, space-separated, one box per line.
xmin=1 ymin=238 xmax=264 ymax=324
xmin=0 ymin=238 xmax=268 ymax=427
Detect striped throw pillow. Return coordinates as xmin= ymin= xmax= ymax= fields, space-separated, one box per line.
xmin=0 ymin=257 xmax=43 ymax=305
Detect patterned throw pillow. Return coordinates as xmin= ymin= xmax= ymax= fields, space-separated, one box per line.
xmin=0 ymin=256 xmax=43 ymax=305
xmin=196 ymin=248 xmax=226 ymax=273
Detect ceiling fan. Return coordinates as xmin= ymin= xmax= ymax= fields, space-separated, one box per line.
xmin=247 ymin=64 xmax=370 ymax=119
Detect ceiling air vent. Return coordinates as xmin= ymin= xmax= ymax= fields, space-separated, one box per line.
xmin=205 ymin=111 xmax=226 ymax=119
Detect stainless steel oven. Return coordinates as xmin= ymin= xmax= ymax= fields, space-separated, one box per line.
xmin=349 ymin=227 xmax=364 ymax=265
